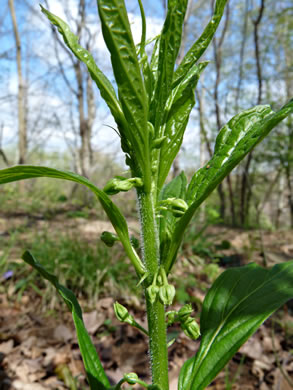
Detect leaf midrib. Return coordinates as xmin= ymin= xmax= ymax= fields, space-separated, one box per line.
xmin=100 ymin=2 xmax=147 ymax=128
xmin=188 ymin=264 xmax=288 ymax=389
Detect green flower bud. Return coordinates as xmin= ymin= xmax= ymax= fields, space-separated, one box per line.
xmin=151 ymin=161 xmax=159 ymax=173
xmin=123 ymin=372 xmax=138 ymax=385
xmin=100 ymin=231 xmax=119 ymax=247
xmin=152 ymin=136 xmax=166 ymax=149
xmin=103 ymin=176 xmax=143 ymax=195
xmin=169 ymin=198 xmax=188 ymax=217
xmin=178 ymin=304 xmax=193 ymax=322
xmin=160 ymin=197 xmax=188 ymax=218
xmin=181 ymin=317 xmax=200 ymax=340
xmin=159 ymin=284 xmax=175 ymax=306
xmin=147 ymin=284 xmax=159 ymax=304
xmin=114 ymin=302 xmax=134 ymax=325
xmin=166 ymin=310 xmax=176 ymax=326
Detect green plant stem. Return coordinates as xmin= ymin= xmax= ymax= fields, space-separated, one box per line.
xmin=132 ymin=319 xmax=149 ymax=336
xmin=146 ymin=298 xmax=169 ymax=389
xmin=138 ymin=189 xmax=169 ymax=389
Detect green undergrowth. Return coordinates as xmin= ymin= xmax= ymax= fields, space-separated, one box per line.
xmin=0 ymin=180 xmax=137 ymax=221
xmin=0 ymin=222 xmax=221 ymax=311
xmin=0 ymin=232 xmax=139 ymax=309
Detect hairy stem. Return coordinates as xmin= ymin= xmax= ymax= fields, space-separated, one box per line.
xmin=138 ymin=189 xmax=169 ymax=389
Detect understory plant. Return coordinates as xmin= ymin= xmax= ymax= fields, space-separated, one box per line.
xmin=1 ymin=1 xmax=293 ymax=389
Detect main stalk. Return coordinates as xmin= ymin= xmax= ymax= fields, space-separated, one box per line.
xmin=138 ymin=188 xmax=169 ymax=389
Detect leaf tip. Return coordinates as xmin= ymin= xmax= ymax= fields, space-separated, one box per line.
xmin=39 ymin=4 xmax=46 ymax=14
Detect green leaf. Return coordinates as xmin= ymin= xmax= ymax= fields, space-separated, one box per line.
xmin=173 ymin=0 xmax=228 ymax=87
xmin=178 ymin=261 xmax=293 ymax=390
xmin=165 ymin=100 xmax=293 ymax=273
xmin=135 ymin=0 xmax=154 ymax=103
xmin=149 ymin=35 xmax=161 ymax=87
xmin=40 ymin=6 xmax=125 ymax=129
xmin=159 ymin=172 xmax=187 ymax=265
xmin=151 ymin=0 xmax=188 ymax=133
xmin=0 ymin=165 xmax=145 ymax=276
xmin=157 ymin=62 xmax=208 ymax=190
xmin=160 ymin=171 xmax=187 ymax=202
xmin=22 ymin=251 xmax=110 ymax=390
xmin=97 ymin=0 xmax=149 ymax=182
xmin=186 ymin=101 xmax=293 ymax=205
xmin=141 ymin=55 xmax=154 ymax=106
xmin=137 ymin=0 xmax=146 ymax=58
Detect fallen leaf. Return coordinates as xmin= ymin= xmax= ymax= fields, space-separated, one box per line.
xmin=53 ymin=324 xmax=72 ymax=343
xmin=0 ymin=339 xmax=14 ymax=354
xmin=83 ymin=311 xmax=105 ymax=334
xmin=12 ymin=380 xmax=48 ymax=390
xmin=240 ymin=336 xmax=263 ymax=360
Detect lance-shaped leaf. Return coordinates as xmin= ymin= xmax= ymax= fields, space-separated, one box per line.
xmin=178 ymin=261 xmax=293 ymax=390
xmin=135 ymin=0 xmax=154 ymax=103
xmin=22 ymin=251 xmax=110 ymax=390
xmin=157 ymin=62 xmax=208 ymax=190
xmin=164 ymin=100 xmax=293 ymax=273
xmin=97 ymin=0 xmax=149 ymax=182
xmin=151 ymin=0 xmax=188 ymax=133
xmin=149 ymin=35 xmax=161 ymax=86
xmin=0 ymin=166 xmax=145 ymax=276
xmin=137 ymin=0 xmax=146 ymax=58
xmin=173 ymin=0 xmax=227 ymax=88
xmin=40 ymin=6 xmax=125 ymax=129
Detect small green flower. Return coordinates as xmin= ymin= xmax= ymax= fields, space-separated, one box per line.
xmin=147 ymin=284 xmax=159 ymax=304
xmin=178 ymin=304 xmax=193 ymax=322
xmin=159 ymin=284 xmax=175 ymax=306
xmin=181 ymin=317 xmax=200 ymax=340
xmin=166 ymin=310 xmax=176 ymax=326
xmin=123 ymin=372 xmax=138 ymax=384
xmin=103 ymin=176 xmax=143 ymax=195
xmin=159 ymin=197 xmax=188 ymax=218
xmin=100 ymin=231 xmax=119 ymax=247
xmin=114 ymin=302 xmax=134 ymax=325
xmin=152 ymin=136 xmax=166 ymax=149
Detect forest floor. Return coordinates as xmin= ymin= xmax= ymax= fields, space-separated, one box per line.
xmin=0 ymin=211 xmax=293 ymax=390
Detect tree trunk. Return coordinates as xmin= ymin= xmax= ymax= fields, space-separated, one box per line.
xmin=235 ymin=0 xmax=249 ymax=111
xmin=197 ymin=88 xmax=207 ymax=223
xmin=277 ymin=11 xmax=293 ymax=228
xmin=227 ymin=174 xmax=236 ymax=225
xmin=285 ymin=134 xmax=293 ymax=228
xmin=240 ymin=152 xmax=253 ymax=225
xmin=211 ymin=0 xmax=230 ymax=220
xmin=171 ymin=0 xmax=193 ymax=179
xmin=9 ymin=0 xmax=27 ymax=165
xmin=197 ymin=88 xmax=228 ymax=221
xmin=255 ymin=168 xmax=281 ymax=226
xmin=240 ymin=0 xmax=265 ymax=226
xmin=74 ymin=61 xmax=93 ymax=179
xmin=0 ymin=124 xmax=10 ymax=166
xmin=276 ymin=174 xmax=285 ymax=229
